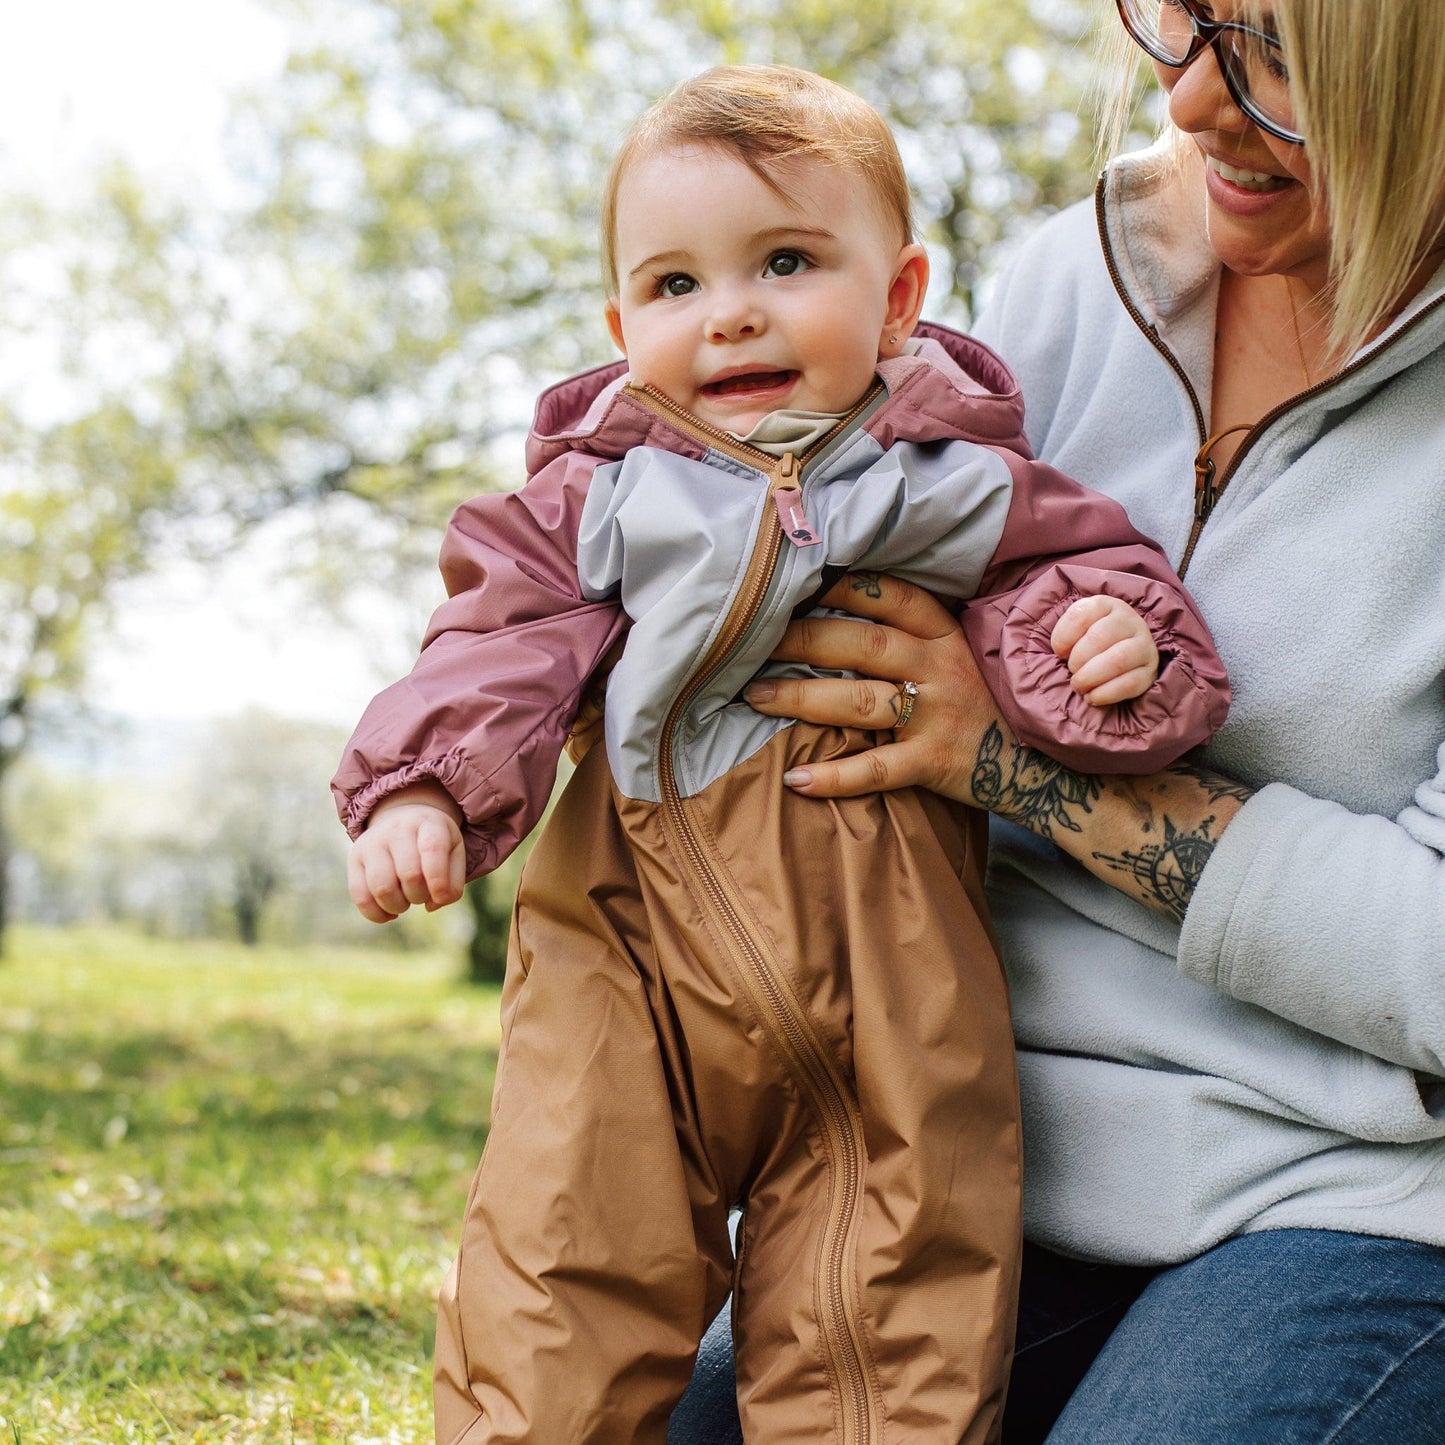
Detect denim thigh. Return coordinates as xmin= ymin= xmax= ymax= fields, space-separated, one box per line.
xmin=670 ymin=1230 xmax=1445 ymax=1443
xmin=1047 ymin=1228 xmax=1445 ymax=1445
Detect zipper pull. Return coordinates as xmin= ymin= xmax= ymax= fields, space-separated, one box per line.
xmin=772 ymin=452 xmax=821 ymax=547
xmin=1192 ymin=423 xmax=1251 ymax=524
xmin=1193 ymin=454 xmax=1217 ymax=523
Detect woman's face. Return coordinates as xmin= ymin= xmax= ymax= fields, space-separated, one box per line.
xmin=1153 ymin=22 xmax=1331 ymax=294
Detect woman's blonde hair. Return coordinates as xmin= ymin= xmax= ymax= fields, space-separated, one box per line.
xmin=600 ymin=65 xmax=914 ymax=296
xmin=1268 ymin=0 xmax=1445 ymax=354
xmin=1101 ymin=0 xmax=1445 ymax=355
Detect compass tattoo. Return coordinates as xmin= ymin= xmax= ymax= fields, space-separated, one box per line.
xmin=1092 ymin=815 xmax=1225 ymax=923
xmin=969 ymin=725 xmax=1248 ymax=922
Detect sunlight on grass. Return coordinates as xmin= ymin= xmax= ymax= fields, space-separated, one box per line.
xmin=0 ymin=927 xmax=501 ymax=1442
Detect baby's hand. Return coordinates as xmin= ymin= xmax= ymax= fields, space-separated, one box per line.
xmin=1050 ymin=595 xmax=1159 ymax=706
xmin=347 ymin=782 xmax=466 ymax=923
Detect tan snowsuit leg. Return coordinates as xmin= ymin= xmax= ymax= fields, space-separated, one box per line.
xmin=645 ymin=726 xmax=1021 ymax=1443
xmin=434 ymin=741 xmax=742 ymax=1445
xmin=435 ymin=726 xmax=1022 ymax=1444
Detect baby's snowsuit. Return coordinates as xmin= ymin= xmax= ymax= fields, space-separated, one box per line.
xmin=333 ymin=325 xmax=1230 ymax=1445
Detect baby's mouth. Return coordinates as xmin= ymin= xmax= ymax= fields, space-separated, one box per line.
xmin=702 ymin=370 xmax=798 ymax=397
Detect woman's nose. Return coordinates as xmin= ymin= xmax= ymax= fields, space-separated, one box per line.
xmin=1163 ymin=46 xmax=1249 ymax=136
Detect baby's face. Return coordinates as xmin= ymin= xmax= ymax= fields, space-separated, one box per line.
xmin=606 ymin=144 xmax=923 ymax=435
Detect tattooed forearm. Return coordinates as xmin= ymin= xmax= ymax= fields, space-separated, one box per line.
xmin=970 ymin=724 xmax=1252 ymax=922
xmin=970 ymin=722 xmax=1102 ymax=839
xmin=1092 ymin=815 xmax=1224 ymax=924
xmin=1170 ymin=757 xmax=1255 ymax=806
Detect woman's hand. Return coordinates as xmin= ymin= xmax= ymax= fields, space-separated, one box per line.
xmin=743 ymin=572 xmax=1010 ymax=805
xmin=744 ymin=571 xmax=1253 ymax=922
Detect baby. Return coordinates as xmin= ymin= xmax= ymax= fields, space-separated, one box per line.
xmin=334 ymin=65 xmax=1229 ymax=1445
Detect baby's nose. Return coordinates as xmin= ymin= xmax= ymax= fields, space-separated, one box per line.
xmin=705 ymin=288 xmax=766 ymax=341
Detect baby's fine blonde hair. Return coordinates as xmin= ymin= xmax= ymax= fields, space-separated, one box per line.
xmin=600 ymin=65 xmax=914 ymax=296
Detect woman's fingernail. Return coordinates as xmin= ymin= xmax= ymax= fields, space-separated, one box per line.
xmin=782 ymin=768 xmax=812 ymax=789
xmin=746 ymin=682 xmax=776 ymax=703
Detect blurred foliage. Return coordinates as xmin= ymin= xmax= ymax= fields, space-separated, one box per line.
xmin=236 ymin=0 xmax=1103 ymax=492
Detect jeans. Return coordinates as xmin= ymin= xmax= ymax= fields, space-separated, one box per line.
xmin=668 ymin=1229 xmax=1445 ymax=1443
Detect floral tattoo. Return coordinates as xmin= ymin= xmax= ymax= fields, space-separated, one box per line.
xmin=970 ymin=722 xmax=1102 ymax=837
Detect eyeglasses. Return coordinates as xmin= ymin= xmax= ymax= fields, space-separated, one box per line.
xmin=1116 ymin=0 xmax=1303 ymax=145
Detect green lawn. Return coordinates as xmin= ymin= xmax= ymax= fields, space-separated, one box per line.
xmin=0 ymin=927 xmax=501 ymax=1443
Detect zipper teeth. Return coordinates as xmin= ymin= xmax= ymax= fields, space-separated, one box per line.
xmin=635 ymin=392 xmax=877 ymax=1437
xmin=655 ymin=519 xmax=875 ymax=1439
xmin=661 ymin=763 xmax=873 ymax=1439
xmin=1096 ymin=172 xmax=1445 ymax=578
xmin=1178 ymin=288 xmax=1445 ymax=573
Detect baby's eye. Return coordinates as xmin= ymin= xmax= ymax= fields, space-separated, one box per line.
xmin=764 ymin=250 xmax=810 ymax=278
xmin=657 ymin=274 xmax=697 ymax=298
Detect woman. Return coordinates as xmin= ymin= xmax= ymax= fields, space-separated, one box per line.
xmin=671 ymin=0 xmax=1445 ymax=1439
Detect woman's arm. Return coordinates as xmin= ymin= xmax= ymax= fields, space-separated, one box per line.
xmin=745 ymin=571 xmax=1250 ymax=923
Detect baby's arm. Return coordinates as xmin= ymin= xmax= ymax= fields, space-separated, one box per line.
xmin=347 ymin=781 xmax=466 ymax=923
xmin=1050 ymin=595 xmax=1159 ymax=707
xmin=332 ymin=449 xmax=628 ymax=882
xmin=956 ymin=453 xmax=1230 ymax=774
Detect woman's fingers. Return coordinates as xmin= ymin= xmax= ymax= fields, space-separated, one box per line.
xmin=780 ymin=739 xmax=932 ymax=799
xmin=815 ymin=571 xmax=961 ymax=638
xmin=745 ymin=674 xmax=909 ymax=730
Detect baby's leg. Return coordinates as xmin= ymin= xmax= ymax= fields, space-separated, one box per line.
xmin=680 ymin=728 xmax=1022 ymax=1444
xmin=434 ymin=748 xmax=735 ymax=1445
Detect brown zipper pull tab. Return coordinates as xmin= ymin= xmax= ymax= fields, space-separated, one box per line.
xmin=1192 ymin=423 xmax=1252 ymax=523
xmin=772 ymin=452 xmax=821 ymax=547
xmin=1193 ymin=453 xmax=1217 ymax=522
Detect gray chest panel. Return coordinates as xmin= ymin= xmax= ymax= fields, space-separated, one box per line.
xmin=576 ymin=433 xmax=1014 ymax=801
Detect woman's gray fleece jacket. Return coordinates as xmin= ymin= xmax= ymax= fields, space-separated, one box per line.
xmin=973 ymin=141 xmax=1445 ymax=1263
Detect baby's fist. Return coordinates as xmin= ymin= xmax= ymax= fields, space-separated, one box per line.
xmin=347 ymin=784 xmax=466 ymax=923
xmin=1050 ymin=595 xmax=1159 ymax=706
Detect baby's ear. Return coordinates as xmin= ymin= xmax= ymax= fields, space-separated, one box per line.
xmin=879 ymin=244 xmax=929 ymax=358
xmin=604 ymin=300 xmax=627 ymax=356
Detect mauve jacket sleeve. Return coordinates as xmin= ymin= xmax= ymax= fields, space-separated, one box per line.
xmin=331 ymin=449 xmax=628 ymax=880
xmin=960 ymin=451 xmax=1230 ymax=775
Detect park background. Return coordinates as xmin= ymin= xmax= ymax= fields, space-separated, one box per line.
xmin=0 ymin=0 xmax=1151 ymax=1437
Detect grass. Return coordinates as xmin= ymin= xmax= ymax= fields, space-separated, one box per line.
xmin=0 ymin=927 xmax=501 ymax=1443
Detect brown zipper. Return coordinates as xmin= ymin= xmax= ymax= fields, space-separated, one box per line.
xmin=1095 ymin=174 xmax=1445 ymax=579
xmin=625 ymin=383 xmax=884 ymax=1442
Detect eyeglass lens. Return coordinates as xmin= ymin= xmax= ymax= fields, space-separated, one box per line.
xmin=1121 ymin=0 xmax=1297 ymax=138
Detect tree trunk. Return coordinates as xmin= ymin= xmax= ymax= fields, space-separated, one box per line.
xmin=234 ymin=859 xmax=277 ymax=948
xmin=464 ymin=875 xmax=512 ymax=986
xmin=235 ymin=895 xmax=261 ymax=947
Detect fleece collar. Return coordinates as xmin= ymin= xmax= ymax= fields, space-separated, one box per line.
xmin=1099 ymin=137 xmax=1445 ymax=408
